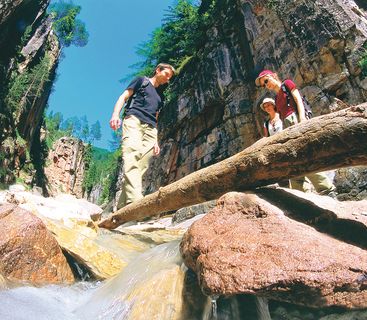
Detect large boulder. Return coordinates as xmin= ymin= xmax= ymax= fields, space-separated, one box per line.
xmin=180 ymin=192 xmax=367 ymax=309
xmin=0 ymin=204 xmax=74 ymax=285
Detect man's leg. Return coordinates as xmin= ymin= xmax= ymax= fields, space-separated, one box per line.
xmin=306 ymin=172 xmax=335 ymax=194
xmin=139 ymin=124 xmax=157 ymax=177
xmin=118 ymin=116 xmax=144 ymax=208
xmin=289 ymin=176 xmax=311 ymax=192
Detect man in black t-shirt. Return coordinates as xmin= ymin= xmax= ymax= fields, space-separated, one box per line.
xmin=109 ymin=63 xmax=175 ymax=208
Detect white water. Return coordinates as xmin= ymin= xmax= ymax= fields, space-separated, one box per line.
xmin=0 ymin=241 xmax=182 ymax=320
xmin=0 ymin=282 xmax=98 ymax=320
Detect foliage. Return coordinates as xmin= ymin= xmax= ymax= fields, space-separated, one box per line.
xmin=98 ymin=149 xmax=121 ymax=205
xmin=0 ymin=153 xmax=7 ymax=181
xmin=45 ymin=111 xmax=102 ymax=147
xmin=82 ymin=146 xmax=121 ymax=204
xmin=128 ymin=0 xmax=216 ymax=78
xmin=48 ymin=0 xmax=89 ymax=48
xmin=108 ymin=130 xmax=122 ymax=151
xmin=359 ymin=43 xmax=367 ymax=79
xmin=4 ymin=55 xmax=51 ymax=115
xmin=266 ymin=0 xmax=285 ymax=14
xmin=90 ymin=121 xmax=102 ymax=142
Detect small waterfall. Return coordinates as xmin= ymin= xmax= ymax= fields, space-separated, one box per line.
xmin=256 ymin=297 xmax=272 ymax=320
xmin=74 ymin=240 xmax=183 ymax=319
xmin=211 ymin=296 xmax=218 ymax=320
xmin=202 ymin=295 xmax=219 ymax=320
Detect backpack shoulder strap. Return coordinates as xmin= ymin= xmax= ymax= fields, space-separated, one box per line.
xmin=265 ymin=119 xmax=270 ymax=137
xmin=124 ymin=77 xmax=151 ymax=114
xmin=281 ymin=82 xmax=296 ymax=112
xmin=141 ymin=76 xmax=151 ymax=88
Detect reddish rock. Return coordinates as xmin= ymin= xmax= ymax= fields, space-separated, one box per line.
xmin=44 ymin=137 xmax=87 ymax=198
xmin=0 ymin=204 xmax=74 ymax=285
xmin=180 ymin=192 xmax=367 ymax=309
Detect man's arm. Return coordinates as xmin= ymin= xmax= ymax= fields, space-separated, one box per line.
xmin=109 ymin=88 xmax=133 ymax=130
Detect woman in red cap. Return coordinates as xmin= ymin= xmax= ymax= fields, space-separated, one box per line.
xmin=255 ymin=70 xmax=307 ymax=126
xmin=255 ymin=70 xmax=336 ymax=197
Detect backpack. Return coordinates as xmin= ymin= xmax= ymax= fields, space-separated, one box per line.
xmin=123 ymin=77 xmax=151 ymax=116
xmin=281 ymin=82 xmax=313 ymax=120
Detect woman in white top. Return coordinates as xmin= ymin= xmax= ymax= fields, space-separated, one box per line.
xmin=260 ymin=98 xmax=283 ymax=137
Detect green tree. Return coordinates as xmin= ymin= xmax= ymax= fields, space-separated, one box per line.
xmin=48 ymin=0 xmax=89 ymax=48
xmin=359 ymin=43 xmax=367 ymax=78
xmin=128 ymin=0 xmax=214 ymax=77
xmin=80 ymin=115 xmax=89 ymax=142
xmin=61 ymin=116 xmax=81 ymax=137
xmin=108 ymin=130 xmax=122 ymax=151
xmin=90 ymin=120 xmax=102 ymax=143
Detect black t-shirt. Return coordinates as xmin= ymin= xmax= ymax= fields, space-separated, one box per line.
xmin=125 ymin=76 xmax=163 ymax=127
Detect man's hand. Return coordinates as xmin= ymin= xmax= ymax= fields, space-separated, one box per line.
xmin=110 ymin=89 xmax=133 ymax=131
xmin=153 ymin=142 xmax=160 ymax=156
xmin=109 ymin=114 xmax=121 ymax=131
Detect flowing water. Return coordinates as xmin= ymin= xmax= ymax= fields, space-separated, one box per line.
xmin=0 ymin=239 xmax=291 ymax=320
xmin=0 ymin=241 xmax=185 ymax=320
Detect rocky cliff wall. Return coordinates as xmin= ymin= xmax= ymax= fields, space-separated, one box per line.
xmin=142 ymin=0 xmax=367 ymax=194
xmin=0 ymin=0 xmax=60 ymax=186
xmin=44 ymin=137 xmax=87 ymax=198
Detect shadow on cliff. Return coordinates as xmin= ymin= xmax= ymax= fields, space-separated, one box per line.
xmin=30 ymin=126 xmax=50 ymax=196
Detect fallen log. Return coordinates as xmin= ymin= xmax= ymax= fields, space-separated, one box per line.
xmin=99 ymin=104 xmax=367 ymax=229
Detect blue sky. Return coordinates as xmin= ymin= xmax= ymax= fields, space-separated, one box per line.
xmin=48 ymin=0 xmax=175 ymax=149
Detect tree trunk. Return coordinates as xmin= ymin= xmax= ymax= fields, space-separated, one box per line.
xmin=99 ymin=104 xmax=367 ymax=229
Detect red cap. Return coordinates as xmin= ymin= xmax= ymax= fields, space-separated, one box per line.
xmin=255 ymin=69 xmax=275 ymax=87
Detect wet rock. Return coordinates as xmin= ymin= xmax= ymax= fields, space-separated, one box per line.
xmin=40 ymin=218 xmax=143 ymax=280
xmin=0 ymin=204 xmax=74 ymax=285
xmin=180 ymin=192 xmax=367 ymax=309
xmin=8 ymin=184 xmax=26 ymax=192
xmin=172 ymin=200 xmax=216 ymax=224
xmin=118 ymin=228 xmax=186 ymax=245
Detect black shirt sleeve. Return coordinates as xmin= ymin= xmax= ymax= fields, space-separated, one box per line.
xmin=126 ymin=77 xmax=144 ymax=93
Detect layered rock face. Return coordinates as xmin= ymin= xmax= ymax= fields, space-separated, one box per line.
xmin=0 ymin=0 xmax=60 ymax=185
xmin=180 ymin=191 xmax=367 ymax=309
xmin=142 ymin=0 xmax=367 ymax=194
xmin=44 ymin=137 xmax=87 ymax=198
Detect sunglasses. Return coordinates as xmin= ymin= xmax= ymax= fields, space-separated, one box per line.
xmin=263 ymin=79 xmax=269 ymax=87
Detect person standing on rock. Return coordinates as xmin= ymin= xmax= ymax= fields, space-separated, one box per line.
xmin=109 ymin=63 xmax=175 ymax=208
xmin=255 ymin=70 xmax=337 ymax=197
xmin=260 ymin=97 xmax=283 ymax=137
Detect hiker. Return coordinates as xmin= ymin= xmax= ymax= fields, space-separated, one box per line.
xmin=255 ymin=70 xmax=337 ymax=196
xmin=260 ymin=97 xmax=283 ymax=137
xmin=109 ymin=63 xmax=175 ymax=208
